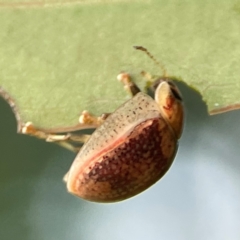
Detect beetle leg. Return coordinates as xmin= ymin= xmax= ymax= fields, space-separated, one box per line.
xmin=79 ymin=110 xmax=110 ymax=126
xmin=53 ymin=141 xmax=82 ymax=153
xmin=117 ymin=72 xmax=141 ymax=96
xmin=48 ymin=134 xmax=89 ymax=152
xmin=21 ymin=111 xmax=111 ymax=153
xmin=22 ymin=122 xmax=90 ymax=152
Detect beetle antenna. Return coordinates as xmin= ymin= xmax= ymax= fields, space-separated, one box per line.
xmin=133 ymin=46 xmax=167 ymax=77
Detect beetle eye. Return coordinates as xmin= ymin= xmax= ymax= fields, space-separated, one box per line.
xmin=169 ymin=86 xmax=182 ymax=101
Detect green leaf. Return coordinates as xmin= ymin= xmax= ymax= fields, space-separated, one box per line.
xmin=0 ymin=0 xmax=240 ymax=130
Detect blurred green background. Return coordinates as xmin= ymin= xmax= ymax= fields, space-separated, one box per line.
xmin=1 ymin=82 xmax=240 ymax=240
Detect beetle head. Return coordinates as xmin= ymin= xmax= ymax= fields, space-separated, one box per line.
xmin=153 ymin=77 xmax=184 ymax=139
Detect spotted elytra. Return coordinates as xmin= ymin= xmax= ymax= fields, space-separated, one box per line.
xmin=22 ymin=46 xmax=184 ymax=203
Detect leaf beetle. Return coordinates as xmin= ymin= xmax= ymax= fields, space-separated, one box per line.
xmin=22 ymin=46 xmax=184 ymax=203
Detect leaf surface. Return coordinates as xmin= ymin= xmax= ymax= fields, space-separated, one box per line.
xmin=0 ymin=0 xmax=240 ymax=129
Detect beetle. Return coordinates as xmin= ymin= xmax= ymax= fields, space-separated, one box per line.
xmin=22 ymin=46 xmax=184 ymax=203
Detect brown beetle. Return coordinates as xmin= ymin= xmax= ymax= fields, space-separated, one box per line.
xmin=23 ymin=46 xmax=184 ymax=203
